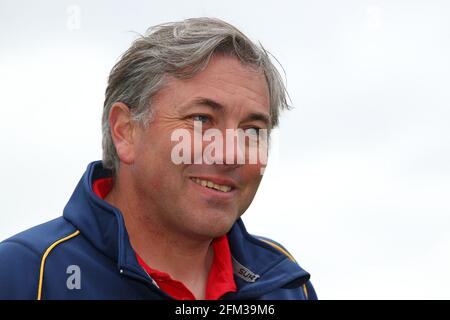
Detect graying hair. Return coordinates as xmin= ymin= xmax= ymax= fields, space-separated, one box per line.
xmin=102 ymin=17 xmax=290 ymax=174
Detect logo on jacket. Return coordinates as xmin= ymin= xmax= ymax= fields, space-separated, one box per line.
xmin=66 ymin=265 xmax=81 ymax=290
xmin=232 ymin=257 xmax=260 ymax=283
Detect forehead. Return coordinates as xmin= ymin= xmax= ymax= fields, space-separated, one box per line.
xmin=154 ymin=55 xmax=270 ymax=114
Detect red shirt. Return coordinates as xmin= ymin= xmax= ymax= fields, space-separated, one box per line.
xmin=92 ymin=177 xmax=237 ymax=300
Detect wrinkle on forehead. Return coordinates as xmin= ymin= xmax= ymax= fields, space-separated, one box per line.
xmin=167 ymin=56 xmax=269 ymax=112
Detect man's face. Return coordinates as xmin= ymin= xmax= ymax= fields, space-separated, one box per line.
xmin=130 ymin=55 xmax=270 ymax=240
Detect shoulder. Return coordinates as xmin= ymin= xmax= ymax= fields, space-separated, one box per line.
xmin=251 ymin=235 xmax=318 ymax=300
xmin=1 ymin=217 xmax=79 ymax=254
xmin=0 ymin=217 xmax=79 ymax=299
xmin=253 ymin=235 xmax=298 ymax=263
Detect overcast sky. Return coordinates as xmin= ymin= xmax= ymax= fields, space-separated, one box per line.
xmin=1 ymin=0 xmax=449 ymax=299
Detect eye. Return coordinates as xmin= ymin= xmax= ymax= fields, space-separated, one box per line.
xmin=192 ymin=114 xmax=211 ymax=124
xmin=244 ymin=127 xmax=261 ymax=136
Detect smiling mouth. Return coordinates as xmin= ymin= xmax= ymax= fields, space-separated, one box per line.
xmin=190 ymin=177 xmax=233 ymax=193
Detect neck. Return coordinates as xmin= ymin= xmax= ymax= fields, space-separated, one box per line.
xmin=104 ymin=172 xmax=214 ymax=299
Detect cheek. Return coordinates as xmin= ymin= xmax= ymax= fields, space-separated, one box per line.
xmin=133 ymin=130 xmax=179 ymax=183
xmin=236 ymin=165 xmax=263 ymax=214
xmin=242 ymin=164 xmax=264 ymax=192
xmin=136 ymin=125 xmax=176 ymax=164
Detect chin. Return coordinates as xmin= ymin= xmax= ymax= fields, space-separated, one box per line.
xmin=191 ymin=215 xmax=236 ymax=239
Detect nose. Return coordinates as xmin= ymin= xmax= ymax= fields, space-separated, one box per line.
xmin=223 ymin=129 xmax=246 ymax=166
xmin=201 ymin=128 xmax=264 ymax=167
xmin=197 ymin=128 xmax=243 ymax=167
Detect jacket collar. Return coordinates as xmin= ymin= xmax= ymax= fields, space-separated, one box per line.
xmin=63 ymin=161 xmax=133 ymax=269
xmin=63 ymin=161 xmax=310 ymax=297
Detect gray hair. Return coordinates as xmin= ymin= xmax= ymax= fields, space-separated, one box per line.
xmin=102 ymin=17 xmax=290 ymax=174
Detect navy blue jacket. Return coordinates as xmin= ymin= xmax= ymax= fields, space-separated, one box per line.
xmin=0 ymin=161 xmax=316 ymax=300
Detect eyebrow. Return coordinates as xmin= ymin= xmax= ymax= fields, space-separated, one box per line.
xmin=180 ymin=97 xmax=271 ymax=126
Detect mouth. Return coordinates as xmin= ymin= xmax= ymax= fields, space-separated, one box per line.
xmin=190 ymin=177 xmax=234 ymax=193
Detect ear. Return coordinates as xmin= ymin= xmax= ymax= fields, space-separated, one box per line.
xmin=109 ymin=102 xmax=136 ymax=165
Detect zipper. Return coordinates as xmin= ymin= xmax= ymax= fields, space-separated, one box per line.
xmin=119 ymin=267 xmax=174 ymax=299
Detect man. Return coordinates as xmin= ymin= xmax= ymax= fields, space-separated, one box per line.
xmin=0 ymin=17 xmax=316 ymax=300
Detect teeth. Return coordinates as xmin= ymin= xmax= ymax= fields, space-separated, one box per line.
xmin=192 ymin=178 xmax=232 ymax=193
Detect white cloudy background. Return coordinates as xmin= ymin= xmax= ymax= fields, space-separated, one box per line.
xmin=1 ymin=0 xmax=449 ymax=299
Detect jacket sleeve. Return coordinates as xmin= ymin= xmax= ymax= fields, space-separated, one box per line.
xmin=0 ymin=240 xmax=41 ymax=299
xmin=304 ymin=280 xmax=318 ymax=300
